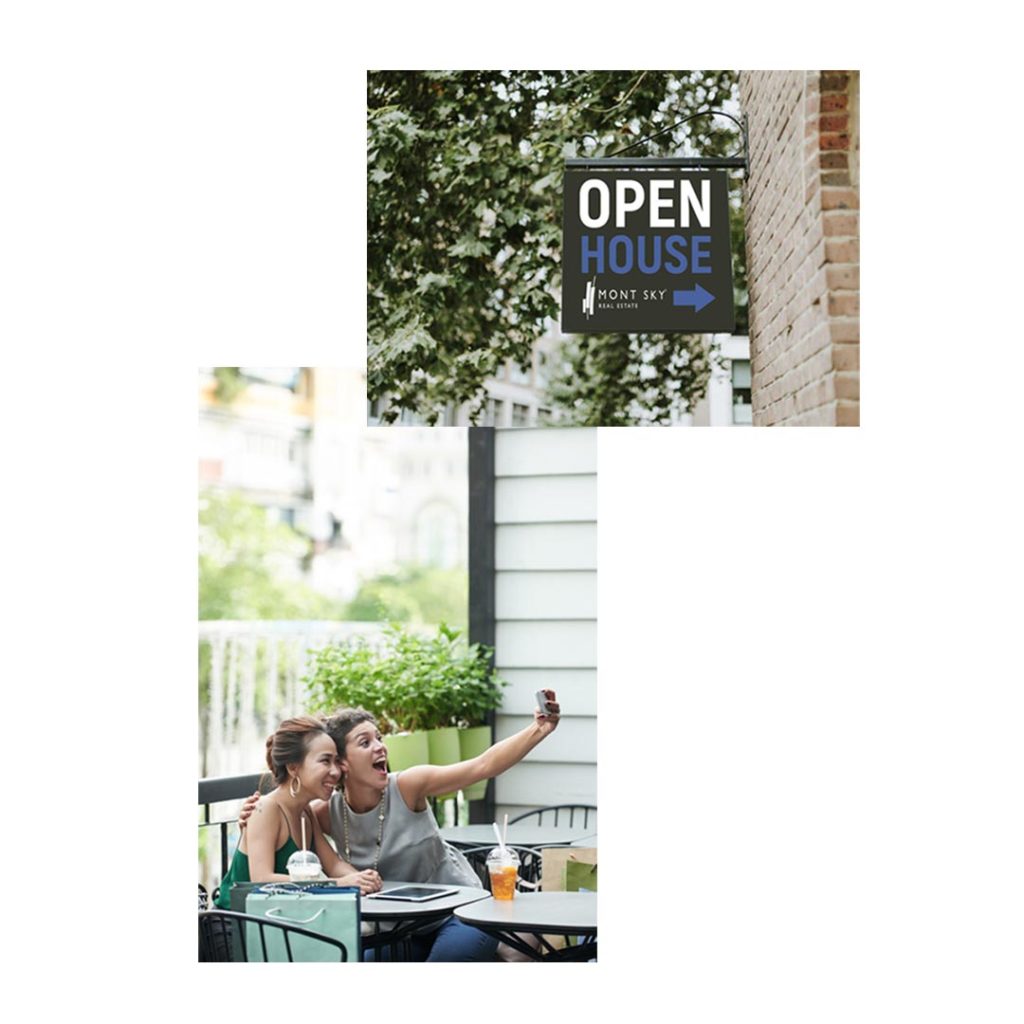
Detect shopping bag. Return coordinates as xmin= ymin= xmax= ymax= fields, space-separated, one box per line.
xmin=540 ymin=847 xmax=597 ymax=891
xmin=244 ymin=885 xmax=361 ymax=962
xmin=538 ymin=849 xmax=597 ymax=950
xmin=563 ymin=860 xmax=598 ymax=893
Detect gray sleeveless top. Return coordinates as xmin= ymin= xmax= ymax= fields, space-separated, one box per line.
xmin=328 ymin=773 xmax=481 ymax=889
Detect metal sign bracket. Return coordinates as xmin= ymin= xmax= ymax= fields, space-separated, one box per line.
xmin=565 ymin=110 xmax=748 ymax=175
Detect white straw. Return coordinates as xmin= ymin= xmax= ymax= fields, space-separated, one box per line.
xmin=502 ymin=813 xmax=509 ymax=849
xmin=492 ymin=822 xmax=506 ymax=854
xmin=302 ymin=815 xmax=307 ymax=852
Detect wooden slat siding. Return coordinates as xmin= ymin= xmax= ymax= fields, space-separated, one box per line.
xmin=493 ymin=427 xmax=596 ymax=477
xmin=495 ymin=523 xmax=597 ymax=570
xmin=494 ymin=716 xmax=596 ymax=762
xmin=494 ymin=475 xmax=597 ymax=523
xmin=496 ymin=571 xmax=597 ymax=620
xmin=497 ymin=669 xmax=598 ymax=716
xmin=496 ymin=621 xmax=597 ymax=668
xmin=492 ymin=427 xmax=597 ymax=818
xmin=494 ymin=762 xmax=597 ymax=808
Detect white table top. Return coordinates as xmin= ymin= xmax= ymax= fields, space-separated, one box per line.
xmin=360 ymin=882 xmax=489 ymax=920
xmin=454 ymin=892 xmax=597 ymax=933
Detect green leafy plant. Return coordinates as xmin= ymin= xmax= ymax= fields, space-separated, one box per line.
xmin=304 ymin=623 xmax=505 ymax=733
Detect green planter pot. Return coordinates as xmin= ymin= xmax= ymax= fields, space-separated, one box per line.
xmin=427 ymin=727 xmax=461 ymax=800
xmin=384 ymin=731 xmax=430 ymax=773
xmin=459 ymin=725 xmax=492 ymax=801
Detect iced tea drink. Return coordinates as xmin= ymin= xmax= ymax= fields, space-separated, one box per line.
xmin=486 ymin=847 xmax=520 ymax=900
xmin=490 ymin=865 xmax=517 ymax=900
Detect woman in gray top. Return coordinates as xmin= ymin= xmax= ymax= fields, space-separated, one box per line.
xmin=239 ymin=689 xmax=561 ymax=961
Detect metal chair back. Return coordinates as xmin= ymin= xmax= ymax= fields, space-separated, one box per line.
xmin=198 ymin=909 xmax=351 ymax=962
xmin=508 ymin=804 xmax=597 ymax=829
xmin=458 ymin=844 xmax=543 ymax=892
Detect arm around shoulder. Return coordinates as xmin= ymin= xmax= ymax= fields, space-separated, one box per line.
xmin=244 ymin=797 xmax=288 ymax=884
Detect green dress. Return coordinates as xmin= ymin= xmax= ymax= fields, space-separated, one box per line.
xmin=214 ymin=805 xmax=311 ymax=909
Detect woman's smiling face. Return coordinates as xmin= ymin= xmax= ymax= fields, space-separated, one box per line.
xmin=340 ymin=721 xmax=389 ymax=790
xmin=293 ymin=732 xmax=342 ymax=800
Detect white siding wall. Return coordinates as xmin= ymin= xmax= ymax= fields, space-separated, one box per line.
xmin=492 ymin=428 xmax=597 ymax=820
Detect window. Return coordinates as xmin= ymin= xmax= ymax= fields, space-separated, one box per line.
xmin=508 ymin=360 xmax=532 ymax=386
xmin=512 ymin=403 xmax=531 ymax=426
xmin=731 ymin=359 xmax=752 ymax=425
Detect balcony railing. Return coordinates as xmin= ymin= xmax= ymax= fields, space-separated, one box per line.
xmin=198 ymin=620 xmax=394 ymax=780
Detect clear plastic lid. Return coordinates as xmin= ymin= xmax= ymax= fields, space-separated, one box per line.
xmin=286 ymin=849 xmax=322 ymax=879
xmin=485 ymin=846 xmax=520 ymax=869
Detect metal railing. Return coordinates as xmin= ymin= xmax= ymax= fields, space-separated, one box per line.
xmin=198 ymin=620 xmax=394 ymax=780
xmin=198 ymin=772 xmax=271 ymax=886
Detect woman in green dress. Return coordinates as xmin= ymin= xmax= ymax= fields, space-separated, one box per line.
xmin=214 ymin=715 xmax=382 ymax=909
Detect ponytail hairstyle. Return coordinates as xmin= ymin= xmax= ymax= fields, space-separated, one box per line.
xmin=264 ymin=715 xmax=330 ymax=785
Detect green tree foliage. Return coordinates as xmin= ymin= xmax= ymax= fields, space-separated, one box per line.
xmin=199 ymin=491 xmax=344 ymax=620
xmin=367 ymin=70 xmax=744 ymax=424
xmin=345 ymin=564 xmax=468 ymax=633
xmin=212 ymin=367 xmax=246 ymax=405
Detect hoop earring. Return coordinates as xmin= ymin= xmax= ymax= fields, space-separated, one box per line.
xmin=289 ymin=775 xmax=300 ymax=798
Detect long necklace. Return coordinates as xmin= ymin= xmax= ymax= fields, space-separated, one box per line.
xmin=341 ymin=786 xmax=386 ymax=870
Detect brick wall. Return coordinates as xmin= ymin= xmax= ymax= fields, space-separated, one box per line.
xmin=739 ymin=71 xmax=860 ymax=426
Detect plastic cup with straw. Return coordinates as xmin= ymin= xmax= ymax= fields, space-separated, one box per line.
xmin=287 ymin=813 xmax=321 ymax=882
xmin=487 ymin=819 xmax=519 ymax=899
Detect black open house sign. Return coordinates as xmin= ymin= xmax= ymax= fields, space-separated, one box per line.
xmin=561 ymin=168 xmax=735 ymax=334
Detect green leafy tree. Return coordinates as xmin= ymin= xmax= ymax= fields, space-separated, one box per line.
xmin=199 ymin=491 xmax=344 ymax=620
xmin=367 ymin=70 xmax=743 ymax=424
xmin=345 ymin=564 xmax=468 ymax=633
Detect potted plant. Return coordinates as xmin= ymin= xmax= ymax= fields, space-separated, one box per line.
xmin=439 ymin=626 xmax=505 ymax=801
xmin=384 ymin=624 xmax=505 ymax=800
xmin=303 ymin=633 xmax=430 ymax=772
xmin=304 ymin=624 xmax=505 ymax=789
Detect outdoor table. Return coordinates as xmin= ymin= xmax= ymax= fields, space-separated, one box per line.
xmin=454 ymin=892 xmax=597 ymax=962
xmin=440 ymin=824 xmax=596 ymax=849
xmin=361 ymin=881 xmax=489 ymax=961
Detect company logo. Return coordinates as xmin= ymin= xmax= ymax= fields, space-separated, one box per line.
xmin=582 ymin=277 xmax=597 ymax=319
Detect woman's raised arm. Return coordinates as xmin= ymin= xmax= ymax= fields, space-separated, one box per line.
xmin=397 ymin=691 xmax=560 ymax=811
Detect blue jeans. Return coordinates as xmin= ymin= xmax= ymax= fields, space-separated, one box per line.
xmin=364 ymin=916 xmax=498 ymax=962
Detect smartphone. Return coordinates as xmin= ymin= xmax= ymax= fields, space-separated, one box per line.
xmin=535 ymin=690 xmax=551 ymax=715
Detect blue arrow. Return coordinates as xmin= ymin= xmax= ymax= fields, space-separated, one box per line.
xmin=672 ymin=284 xmax=714 ymax=312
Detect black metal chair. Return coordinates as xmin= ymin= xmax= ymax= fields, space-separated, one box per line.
xmin=198 ymin=884 xmax=208 ymax=911
xmin=458 ymin=844 xmax=543 ymax=893
xmin=508 ymin=805 xmax=597 ymax=830
xmin=198 ymin=910 xmax=351 ymax=962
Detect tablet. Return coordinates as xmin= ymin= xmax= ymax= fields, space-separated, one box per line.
xmin=366 ymin=885 xmax=458 ymax=902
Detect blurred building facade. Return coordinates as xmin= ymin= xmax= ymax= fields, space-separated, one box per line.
xmin=689 ymin=334 xmax=753 ymax=426
xmin=199 ymin=367 xmax=467 ymax=604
